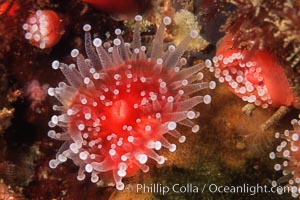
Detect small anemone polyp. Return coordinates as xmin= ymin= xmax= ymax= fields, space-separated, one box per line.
xmin=22 ymin=9 xmax=64 ymax=49
xmin=270 ymin=116 xmax=300 ymax=197
xmin=47 ymin=15 xmax=215 ymax=190
xmin=212 ymin=34 xmax=295 ymax=109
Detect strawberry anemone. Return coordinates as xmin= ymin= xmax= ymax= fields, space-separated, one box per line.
xmin=22 ymin=10 xmax=64 ymax=49
xmin=47 ymin=16 xmax=215 ymax=190
xmin=270 ymin=116 xmax=300 ymax=197
xmin=211 ymin=34 xmax=296 ymax=109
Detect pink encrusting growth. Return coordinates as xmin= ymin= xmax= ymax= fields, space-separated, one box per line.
xmin=22 ymin=10 xmax=64 ymax=49
xmin=211 ymin=34 xmax=295 ymax=109
xmin=270 ymin=116 xmax=300 ymax=197
xmin=47 ymin=15 xmax=215 ymax=190
xmin=25 ymin=80 xmax=49 ymax=110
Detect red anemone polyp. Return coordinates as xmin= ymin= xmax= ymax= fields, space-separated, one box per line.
xmin=0 ymin=0 xmax=19 ymax=16
xmin=47 ymin=16 xmax=215 ymax=190
xmin=81 ymin=0 xmax=139 ymax=15
xmin=211 ymin=34 xmax=295 ymax=109
xmin=22 ymin=10 xmax=64 ymax=49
